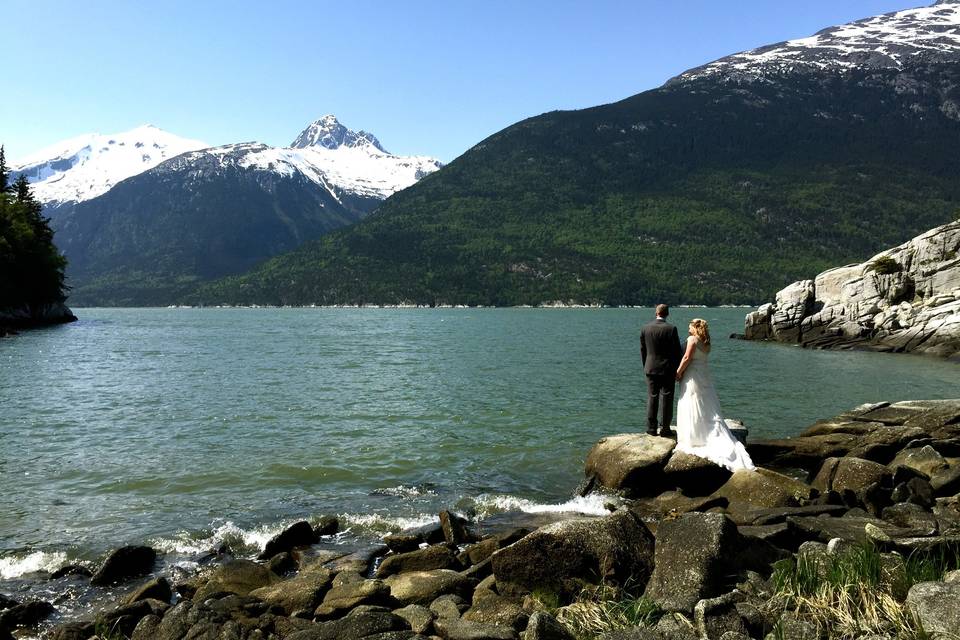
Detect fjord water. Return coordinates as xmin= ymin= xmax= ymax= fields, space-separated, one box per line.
xmin=2 ymin=307 xmax=958 ymax=574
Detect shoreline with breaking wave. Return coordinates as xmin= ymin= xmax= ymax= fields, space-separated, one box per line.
xmin=0 ymin=489 xmax=613 ymax=637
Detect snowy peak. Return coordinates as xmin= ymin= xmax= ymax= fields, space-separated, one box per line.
xmin=289 ymin=115 xmax=386 ymax=153
xmin=675 ymin=1 xmax=960 ymax=83
xmin=12 ymin=126 xmax=207 ymax=205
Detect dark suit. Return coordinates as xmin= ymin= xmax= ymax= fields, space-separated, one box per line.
xmin=640 ymin=318 xmax=683 ymax=434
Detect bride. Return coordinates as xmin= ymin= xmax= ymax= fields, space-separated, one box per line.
xmin=675 ymin=319 xmax=755 ymax=472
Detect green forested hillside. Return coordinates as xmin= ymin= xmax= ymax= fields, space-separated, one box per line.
xmin=0 ymin=147 xmax=70 ymax=319
xmin=191 ymin=68 xmax=960 ymax=306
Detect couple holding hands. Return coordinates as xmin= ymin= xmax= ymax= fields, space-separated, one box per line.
xmin=640 ymin=304 xmax=755 ymax=472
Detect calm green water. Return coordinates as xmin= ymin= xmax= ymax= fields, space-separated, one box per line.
xmin=1 ymin=307 xmax=957 ymax=578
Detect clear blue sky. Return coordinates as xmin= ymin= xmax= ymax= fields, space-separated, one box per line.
xmin=3 ymin=0 xmax=914 ymax=163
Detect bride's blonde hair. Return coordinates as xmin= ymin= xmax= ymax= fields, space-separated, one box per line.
xmin=690 ymin=318 xmax=711 ymax=346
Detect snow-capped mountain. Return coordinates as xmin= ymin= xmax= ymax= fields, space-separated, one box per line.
xmin=11 ymin=125 xmax=207 ymax=206
xmin=53 ymin=116 xmax=443 ymax=305
xmin=675 ymin=0 xmax=960 ymax=83
xmin=171 ymin=115 xmax=443 ymax=202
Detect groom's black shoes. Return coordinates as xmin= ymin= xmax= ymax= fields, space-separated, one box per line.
xmin=659 ymin=429 xmax=677 ymax=439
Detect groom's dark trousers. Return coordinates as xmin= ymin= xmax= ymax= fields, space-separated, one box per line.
xmin=640 ymin=318 xmax=683 ymax=435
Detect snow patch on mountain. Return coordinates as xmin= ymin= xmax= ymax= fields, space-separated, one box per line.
xmin=677 ymin=1 xmax=960 ymax=82
xmin=12 ymin=125 xmax=208 ymax=205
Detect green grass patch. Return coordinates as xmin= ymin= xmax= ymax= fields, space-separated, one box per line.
xmin=769 ymin=543 xmax=960 ymax=639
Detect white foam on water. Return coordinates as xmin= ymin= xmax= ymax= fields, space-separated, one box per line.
xmin=0 ymin=550 xmax=68 ymax=579
xmin=151 ymin=520 xmax=285 ymax=556
xmin=471 ymin=493 xmax=612 ymax=519
xmin=370 ymin=484 xmax=438 ymax=498
xmin=339 ymin=512 xmax=438 ymax=535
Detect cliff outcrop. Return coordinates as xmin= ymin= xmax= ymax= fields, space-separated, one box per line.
xmin=744 ymin=219 xmax=960 ymax=359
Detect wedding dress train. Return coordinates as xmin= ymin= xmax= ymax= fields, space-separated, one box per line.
xmin=676 ymin=341 xmax=755 ymax=472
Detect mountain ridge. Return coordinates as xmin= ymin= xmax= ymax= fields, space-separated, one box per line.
xmin=190 ymin=1 xmax=960 ymax=307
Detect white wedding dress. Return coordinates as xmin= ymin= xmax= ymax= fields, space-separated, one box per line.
xmin=676 ymin=339 xmax=755 ymax=472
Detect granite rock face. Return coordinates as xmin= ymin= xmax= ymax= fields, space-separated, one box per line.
xmin=744 ymin=219 xmax=960 ymax=358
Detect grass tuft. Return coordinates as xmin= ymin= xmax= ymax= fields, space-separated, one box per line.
xmin=768 ymin=542 xmax=960 ymax=640
xmin=554 ymin=583 xmax=663 ymax=640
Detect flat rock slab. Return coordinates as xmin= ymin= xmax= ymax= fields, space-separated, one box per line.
xmin=584 ymin=434 xmax=676 ymax=496
xmin=744 ymin=504 xmax=848 ymax=526
xmin=384 ymin=570 xmax=475 ymax=607
xmin=435 ymin=618 xmax=519 ymax=640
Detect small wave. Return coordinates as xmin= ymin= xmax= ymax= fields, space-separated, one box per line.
xmin=370 ymin=484 xmax=437 ymax=498
xmin=338 ymin=512 xmax=438 ymax=536
xmin=470 ymin=493 xmax=613 ymax=519
xmin=151 ymin=520 xmax=285 ymax=556
xmin=0 ymin=550 xmax=68 ymax=579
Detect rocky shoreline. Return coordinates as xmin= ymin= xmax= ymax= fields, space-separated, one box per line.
xmin=742 ymin=219 xmax=960 ymax=360
xmin=4 ymin=399 xmax=960 ymax=640
xmin=0 ymin=303 xmax=77 ymax=337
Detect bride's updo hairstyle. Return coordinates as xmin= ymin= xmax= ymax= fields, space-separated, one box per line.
xmin=690 ymin=318 xmax=711 ymax=346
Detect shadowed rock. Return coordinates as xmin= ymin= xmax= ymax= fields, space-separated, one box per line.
xmin=259 ymin=521 xmax=318 ymax=560
xmin=644 ymin=513 xmax=785 ymax=613
xmin=491 ymin=508 xmax=654 ymax=600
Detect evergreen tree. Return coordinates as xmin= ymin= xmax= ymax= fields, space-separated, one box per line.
xmin=0 ymin=145 xmax=9 ymax=193
xmin=0 ymin=147 xmax=69 ymax=312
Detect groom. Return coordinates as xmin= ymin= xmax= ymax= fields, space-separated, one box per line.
xmin=640 ymin=304 xmax=683 ymax=438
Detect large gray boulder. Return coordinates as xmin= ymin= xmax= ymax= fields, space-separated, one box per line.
xmin=491 ymin=508 xmax=654 ymax=600
xmin=584 ymin=434 xmax=676 ymax=496
xmin=644 ymin=513 xmax=785 ymax=613
xmin=906 ymin=581 xmax=960 ymax=637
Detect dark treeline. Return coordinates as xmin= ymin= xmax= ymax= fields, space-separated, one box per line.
xmin=0 ymin=145 xmax=69 ymax=314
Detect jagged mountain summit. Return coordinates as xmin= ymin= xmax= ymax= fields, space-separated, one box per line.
xmin=10 ymin=125 xmax=208 ymax=206
xmin=180 ymin=115 xmax=443 ymax=201
xmin=192 ymin=1 xmax=960 ymax=307
xmin=676 ymin=0 xmax=960 ymax=82
xmin=290 ymin=114 xmax=386 ymax=151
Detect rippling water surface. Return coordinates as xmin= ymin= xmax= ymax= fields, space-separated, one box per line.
xmin=1 ymin=307 xmax=957 ymax=578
